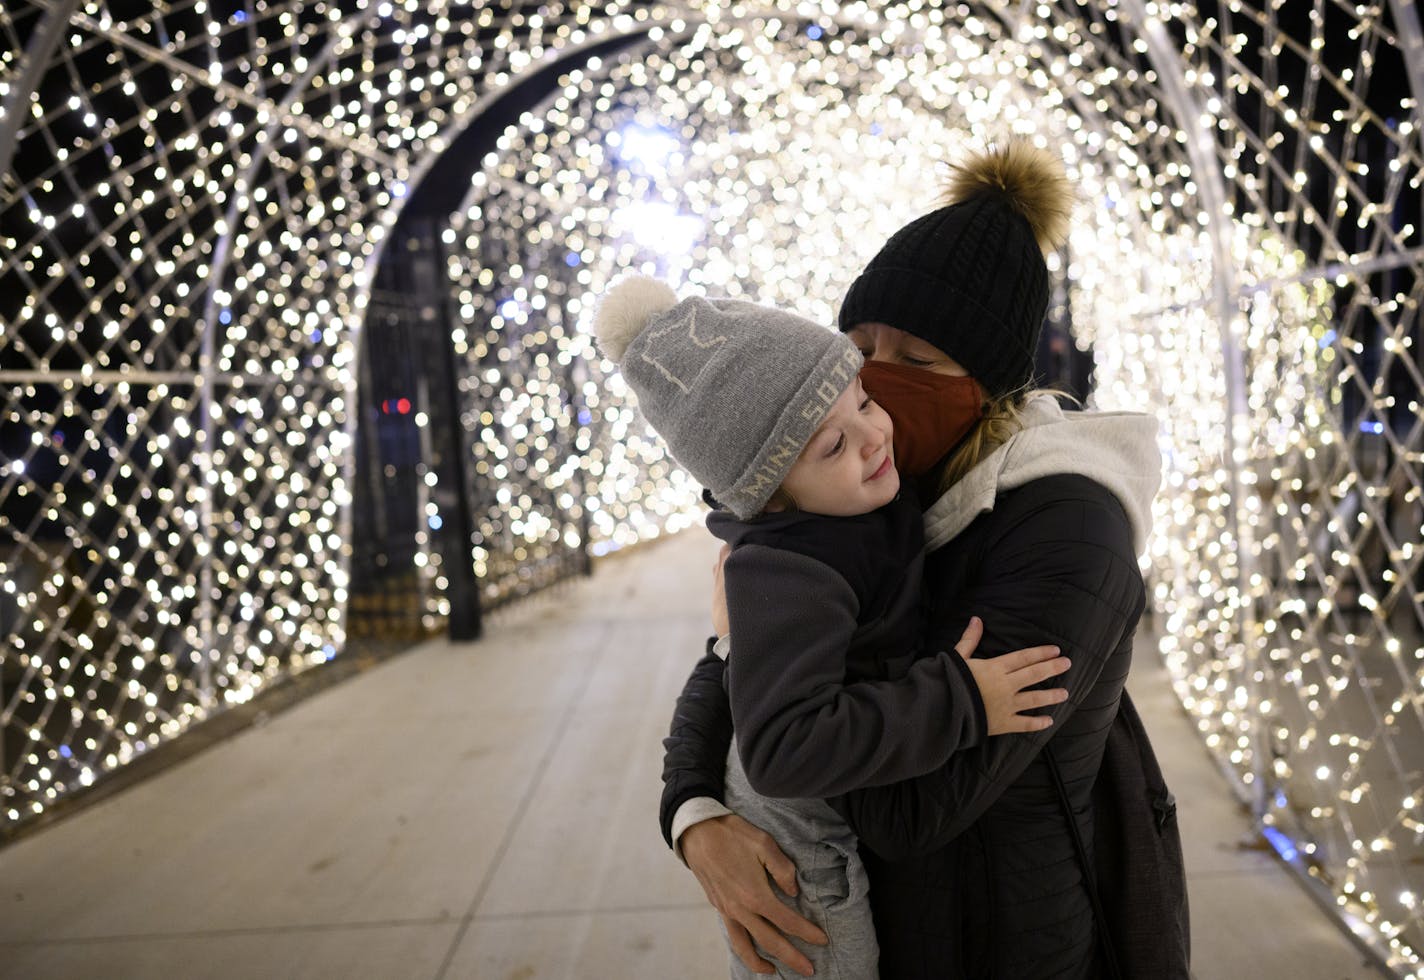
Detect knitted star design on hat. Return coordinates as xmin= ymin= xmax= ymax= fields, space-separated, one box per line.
xmin=637 ymin=306 xmax=728 ymax=395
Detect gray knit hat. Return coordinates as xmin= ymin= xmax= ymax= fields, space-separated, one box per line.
xmin=593 ymin=276 xmax=863 ymax=519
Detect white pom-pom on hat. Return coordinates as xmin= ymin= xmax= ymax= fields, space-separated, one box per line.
xmin=593 ymin=275 xmax=679 ymax=362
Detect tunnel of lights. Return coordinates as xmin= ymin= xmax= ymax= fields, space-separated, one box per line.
xmin=2 ymin=0 xmax=1423 ymax=972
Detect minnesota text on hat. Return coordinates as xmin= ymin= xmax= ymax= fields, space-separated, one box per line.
xmin=737 ymin=346 xmax=862 ymax=506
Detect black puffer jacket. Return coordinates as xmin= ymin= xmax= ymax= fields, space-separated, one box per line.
xmin=660 ymin=401 xmax=1161 ymax=979
xmin=840 ymin=473 xmax=1143 ymax=978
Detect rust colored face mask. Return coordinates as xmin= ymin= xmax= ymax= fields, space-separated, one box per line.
xmin=859 ymin=361 xmax=984 ymax=476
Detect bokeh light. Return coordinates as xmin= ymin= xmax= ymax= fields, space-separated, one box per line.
xmin=1 ymin=1 xmax=1421 ymax=972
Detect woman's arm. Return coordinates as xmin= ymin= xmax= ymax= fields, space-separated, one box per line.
xmin=659 ymin=641 xmax=734 ymax=848
xmin=830 ymin=478 xmax=1146 ymax=861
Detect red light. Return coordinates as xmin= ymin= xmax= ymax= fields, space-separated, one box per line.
xmin=397 ymin=398 xmax=411 ymax=414
xmin=380 ymin=400 xmax=389 ymax=414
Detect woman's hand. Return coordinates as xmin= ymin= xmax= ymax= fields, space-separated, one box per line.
xmin=711 ymin=543 xmax=731 ymax=638
xmin=955 ymin=616 xmax=1070 ymax=735
xmin=681 ymin=813 xmax=828 ymax=976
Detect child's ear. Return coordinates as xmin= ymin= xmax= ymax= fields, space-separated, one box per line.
xmin=763 ymin=487 xmax=796 ymax=514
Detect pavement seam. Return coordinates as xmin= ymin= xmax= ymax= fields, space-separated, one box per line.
xmin=432 ymin=619 xmax=613 ymax=980
xmin=465 ymin=901 xmax=712 ymax=922
xmin=0 ymin=902 xmax=716 ymax=948
xmin=0 ymin=917 xmax=460 ymax=946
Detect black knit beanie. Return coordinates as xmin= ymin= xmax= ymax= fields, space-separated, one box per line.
xmin=838 ymin=142 xmax=1073 ymax=400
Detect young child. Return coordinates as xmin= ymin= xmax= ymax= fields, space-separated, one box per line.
xmin=592 ymin=277 xmax=1068 ymax=979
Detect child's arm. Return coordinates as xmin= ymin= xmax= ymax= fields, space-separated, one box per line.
xmin=724 ymin=543 xmax=1065 ymax=799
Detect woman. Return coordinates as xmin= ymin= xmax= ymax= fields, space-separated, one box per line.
xmin=659 ymin=142 xmax=1168 ymax=978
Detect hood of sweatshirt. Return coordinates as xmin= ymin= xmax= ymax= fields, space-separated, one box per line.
xmin=921 ymin=397 xmax=1162 ymax=555
xmin=704 ymin=498 xmax=820 ymax=549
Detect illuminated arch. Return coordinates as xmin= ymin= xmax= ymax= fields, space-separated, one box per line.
xmin=2 ymin=2 xmax=1422 ymax=971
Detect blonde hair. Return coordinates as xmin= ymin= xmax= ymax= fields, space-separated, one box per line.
xmin=930 ymin=388 xmax=1072 ymax=496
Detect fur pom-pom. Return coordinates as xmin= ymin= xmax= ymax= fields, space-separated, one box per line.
xmin=593 ymin=275 xmax=679 ymax=362
xmin=940 ymin=142 xmax=1074 ymax=254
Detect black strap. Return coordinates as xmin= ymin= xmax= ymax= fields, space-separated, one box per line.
xmin=1046 ymin=744 xmax=1123 ymax=980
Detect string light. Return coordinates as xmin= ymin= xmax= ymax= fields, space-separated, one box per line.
xmin=0 ymin=2 xmax=1419 ymax=973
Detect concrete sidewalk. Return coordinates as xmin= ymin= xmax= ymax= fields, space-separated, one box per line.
xmin=0 ymin=531 xmax=1381 ymax=979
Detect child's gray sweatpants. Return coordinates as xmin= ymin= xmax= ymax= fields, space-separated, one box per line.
xmin=720 ymin=746 xmax=880 ymax=979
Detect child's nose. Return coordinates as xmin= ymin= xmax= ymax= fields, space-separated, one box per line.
xmin=859 ymin=425 xmax=885 ymax=458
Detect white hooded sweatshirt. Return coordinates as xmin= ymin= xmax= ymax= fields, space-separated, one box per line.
xmin=921 ymin=396 xmax=1162 ymax=556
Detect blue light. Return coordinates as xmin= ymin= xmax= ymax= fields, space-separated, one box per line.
xmin=1261 ymin=825 xmax=1298 ymax=862
xmin=59 ymin=745 xmax=72 ymax=759
xmin=428 ymin=515 xmax=443 ymax=530
xmin=565 ymin=252 xmax=581 ymax=267
xmin=1360 ymin=420 xmax=1384 ymax=434
xmin=232 ymin=9 xmax=247 ymax=23
xmin=219 ymin=308 xmax=232 ymax=325
xmin=577 ymin=409 xmax=592 ymax=425
xmin=499 ymin=299 xmax=520 ymax=318
xmin=310 ymin=329 xmax=322 ymax=342
xmin=807 ymin=24 xmax=824 ymax=39
xmin=323 ymin=644 xmax=337 ymax=661
xmin=869 ymin=123 xmax=883 ymax=136
xmin=1318 ymin=328 xmax=1337 ymax=348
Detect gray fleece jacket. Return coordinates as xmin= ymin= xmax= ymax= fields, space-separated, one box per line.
xmin=710 ymin=488 xmax=988 ymax=801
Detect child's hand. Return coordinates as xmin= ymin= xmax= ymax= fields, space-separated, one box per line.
xmin=955 ymin=617 xmax=1070 ymax=735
